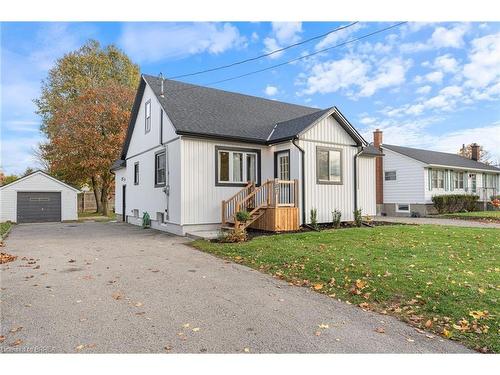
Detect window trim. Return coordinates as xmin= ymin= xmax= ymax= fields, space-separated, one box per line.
xmin=431 ymin=169 xmax=445 ymax=190
xmin=395 ymin=203 xmax=410 ymax=212
xmin=154 ymin=150 xmax=166 ymax=188
xmin=134 ymin=162 xmax=139 ymax=185
xmin=214 ymin=146 xmax=261 ymax=187
xmin=274 ymin=149 xmax=290 ymax=179
xmin=316 ymin=146 xmax=343 ymax=185
xmin=145 ymin=99 xmax=151 ymax=134
xmin=384 ymin=170 xmax=397 ymax=181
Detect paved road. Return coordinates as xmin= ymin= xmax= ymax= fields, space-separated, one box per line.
xmin=375 ymin=216 xmax=500 ymax=229
xmin=0 ymin=222 xmax=471 ymax=353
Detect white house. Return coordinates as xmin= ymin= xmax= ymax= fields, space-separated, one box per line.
xmin=372 ymin=130 xmax=500 ymax=216
xmin=111 ymin=74 xmax=380 ymax=236
xmin=0 ymin=170 xmax=80 ymax=223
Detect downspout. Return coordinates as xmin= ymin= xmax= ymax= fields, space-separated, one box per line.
xmin=292 ymin=137 xmax=306 ymax=225
xmin=353 ymin=146 xmax=363 ymax=212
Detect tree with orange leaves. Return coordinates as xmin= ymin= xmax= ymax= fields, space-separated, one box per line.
xmin=35 ymin=40 xmax=140 ymax=215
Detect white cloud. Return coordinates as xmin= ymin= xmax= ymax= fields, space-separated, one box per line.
xmin=262 ymin=22 xmax=302 ymax=59
xmin=425 ymin=71 xmax=444 ymax=84
xmin=0 ymin=134 xmax=44 ymax=175
xmin=315 ymin=23 xmax=363 ymax=50
xmin=251 ymin=32 xmax=259 ymax=42
xmin=431 ymin=23 xmax=470 ymax=48
xmin=119 ymin=22 xmax=246 ymax=63
xmin=360 ymin=116 xmax=376 ymax=125
xmin=416 ymin=85 xmax=432 ymax=95
xmin=264 ymin=85 xmax=278 ymax=96
xmin=301 ymin=57 xmax=410 ymax=98
xmin=434 ymin=54 xmax=459 ymax=73
xmin=463 ymin=32 xmax=500 ymax=88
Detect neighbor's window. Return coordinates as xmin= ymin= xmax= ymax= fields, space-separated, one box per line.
xmin=396 ymin=203 xmax=410 ymax=212
xmin=155 ymin=151 xmax=166 ymax=186
xmin=316 ymin=147 xmax=342 ymax=184
xmin=145 ymin=100 xmax=151 ymax=133
xmin=134 ymin=162 xmax=139 ymax=185
xmin=485 ymin=174 xmax=498 ymax=189
xmin=432 ymin=170 xmax=444 ymax=189
xmin=470 ymin=173 xmax=477 ymax=193
xmin=216 ymin=148 xmax=259 ymax=185
xmin=384 ymin=171 xmax=396 ymax=181
xmin=453 ymin=171 xmax=464 ymax=189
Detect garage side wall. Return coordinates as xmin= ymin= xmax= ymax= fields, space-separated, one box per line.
xmin=0 ymin=173 xmax=78 ymax=222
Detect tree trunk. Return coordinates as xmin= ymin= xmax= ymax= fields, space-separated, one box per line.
xmin=100 ymin=174 xmax=111 ymax=217
xmin=91 ymin=175 xmax=102 ymax=214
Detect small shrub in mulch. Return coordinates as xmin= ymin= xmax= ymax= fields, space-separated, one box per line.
xmin=0 ymin=252 xmax=17 ymax=264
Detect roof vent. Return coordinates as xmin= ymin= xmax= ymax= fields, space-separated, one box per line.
xmin=159 ymin=72 xmax=164 ymax=98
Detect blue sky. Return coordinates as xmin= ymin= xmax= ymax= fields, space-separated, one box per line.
xmin=1 ymin=21 xmax=500 ymax=174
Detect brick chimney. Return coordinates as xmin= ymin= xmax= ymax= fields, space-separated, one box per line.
xmin=373 ymin=129 xmax=383 ymax=207
xmin=471 ymin=143 xmax=480 ymax=161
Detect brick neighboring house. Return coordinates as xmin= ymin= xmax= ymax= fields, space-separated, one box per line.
xmin=372 ymin=129 xmax=500 ymax=216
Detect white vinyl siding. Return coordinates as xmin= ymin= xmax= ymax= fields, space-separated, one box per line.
xmin=357 ymin=156 xmax=376 ymax=216
xmin=382 ymin=148 xmax=426 ymax=204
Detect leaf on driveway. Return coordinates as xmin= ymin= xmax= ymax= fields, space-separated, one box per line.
xmin=424 ymin=319 xmax=433 ymax=328
xmin=164 ymin=345 xmax=173 ymax=352
xmin=0 ymin=335 xmax=5 ymax=343
xmin=243 ymin=348 xmax=250 ymax=353
xmin=9 ymin=339 xmax=23 ymax=347
xmin=112 ymin=291 xmax=123 ymax=300
xmin=318 ymin=324 xmax=329 ymax=329
xmin=192 ymin=327 xmax=200 ymax=332
xmin=68 ymin=259 xmax=76 ymax=263
xmin=182 ymin=323 xmax=190 ymax=328
xmin=375 ymin=327 xmax=385 ymax=334
xmin=10 ymin=326 xmax=23 ymax=333
xmin=134 ymin=302 xmax=143 ymax=307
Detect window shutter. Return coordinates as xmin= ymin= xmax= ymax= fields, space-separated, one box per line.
xmin=464 ymin=171 xmax=468 ymax=192
xmin=450 ymin=171 xmax=454 ymax=191
xmin=444 ymin=170 xmax=449 ymax=191
xmin=428 ymin=168 xmax=432 ymax=190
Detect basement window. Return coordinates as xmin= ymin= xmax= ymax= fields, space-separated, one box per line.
xmin=215 ymin=146 xmax=260 ymax=186
xmin=396 ymin=204 xmax=410 ymax=212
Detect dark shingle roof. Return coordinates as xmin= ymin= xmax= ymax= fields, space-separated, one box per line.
xmin=383 ymin=144 xmax=500 ymax=172
xmin=269 ymin=107 xmax=333 ymax=142
xmin=360 ymin=144 xmax=383 ymax=157
xmin=143 ymin=74 xmax=319 ymax=142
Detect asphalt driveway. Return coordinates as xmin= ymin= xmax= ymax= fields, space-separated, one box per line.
xmin=0 ymin=222 xmax=471 ymax=353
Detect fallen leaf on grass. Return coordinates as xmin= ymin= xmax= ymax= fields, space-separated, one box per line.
xmin=9 ymin=339 xmax=23 ymax=347
xmin=359 ymin=302 xmax=370 ymax=310
xmin=375 ymin=327 xmax=385 ymax=334
xmin=424 ymin=320 xmax=433 ymax=328
xmin=442 ymin=328 xmax=452 ymax=338
xmin=469 ymin=310 xmax=488 ymax=320
xmin=313 ymin=284 xmax=323 ymax=290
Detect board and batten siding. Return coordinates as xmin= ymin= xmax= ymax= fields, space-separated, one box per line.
xmin=299 ymin=114 xmax=359 ymax=223
xmin=382 ymin=148 xmax=426 ymax=204
xmin=357 ymin=156 xmax=376 ymax=216
xmin=0 ymin=172 xmax=78 ymax=222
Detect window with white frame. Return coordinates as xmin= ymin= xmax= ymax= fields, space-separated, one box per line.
xmin=453 ymin=171 xmax=464 ymax=189
xmin=396 ymin=203 xmax=410 ymax=212
xmin=316 ymin=147 xmax=342 ymax=184
xmin=431 ymin=170 xmax=444 ymax=189
xmin=485 ymin=174 xmax=498 ymax=189
xmin=145 ymin=100 xmax=151 ymax=133
xmin=216 ymin=147 xmax=259 ymax=185
xmin=470 ymin=173 xmax=477 ymax=193
xmin=384 ymin=171 xmax=396 ymax=181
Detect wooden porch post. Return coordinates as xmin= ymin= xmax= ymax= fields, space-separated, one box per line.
xmin=274 ymin=178 xmax=279 ymax=207
xmin=221 ymin=200 xmax=226 ymax=224
xmin=294 ymin=179 xmax=299 ymax=207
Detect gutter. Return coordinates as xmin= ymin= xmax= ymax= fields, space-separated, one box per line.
xmin=292 ymin=137 xmax=306 ymax=225
xmin=353 ymin=146 xmax=363 ymax=212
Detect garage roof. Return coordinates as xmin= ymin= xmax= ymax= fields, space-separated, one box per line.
xmin=0 ymin=170 xmax=81 ymax=192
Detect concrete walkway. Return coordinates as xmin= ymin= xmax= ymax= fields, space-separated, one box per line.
xmin=375 ymin=216 xmax=500 ymax=229
xmin=1 ymin=222 xmax=471 ymax=353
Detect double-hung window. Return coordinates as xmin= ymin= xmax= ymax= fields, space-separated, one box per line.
xmin=453 ymin=171 xmax=464 ymax=189
xmin=431 ymin=170 xmax=444 ymax=189
xmin=216 ymin=147 xmax=259 ymax=186
xmin=470 ymin=173 xmax=477 ymax=193
xmin=145 ymin=100 xmax=151 ymax=133
xmin=316 ymin=147 xmax=342 ymax=184
xmin=155 ymin=151 xmax=166 ymax=187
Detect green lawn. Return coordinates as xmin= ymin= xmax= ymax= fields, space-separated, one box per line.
xmin=1 ymin=221 xmax=12 ymax=238
xmin=193 ymin=225 xmax=500 ymax=352
xmin=442 ymin=211 xmax=500 ymax=221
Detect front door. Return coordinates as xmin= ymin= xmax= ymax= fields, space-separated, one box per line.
xmin=275 ymin=150 xmax=291 ymax=204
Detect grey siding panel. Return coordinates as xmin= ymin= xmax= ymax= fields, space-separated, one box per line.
xmin=17 ymin=192 xmax=61 ymax=223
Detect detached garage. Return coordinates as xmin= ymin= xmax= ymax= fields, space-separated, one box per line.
xmin=0 ymin=170 xmax=79 ymax=223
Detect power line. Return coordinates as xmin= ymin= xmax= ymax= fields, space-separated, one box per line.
xmin=168 ymin=22 xmax=359 ymax=80
xmin=169 ymin=21 xmax=407 ymax=94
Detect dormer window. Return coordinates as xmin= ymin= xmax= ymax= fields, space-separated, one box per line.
xmin=145 ymin=100 xmax=151 ymax=133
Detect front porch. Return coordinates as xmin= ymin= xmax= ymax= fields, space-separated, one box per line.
xmin=222 ymin=179 xmax=300 ymax=232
